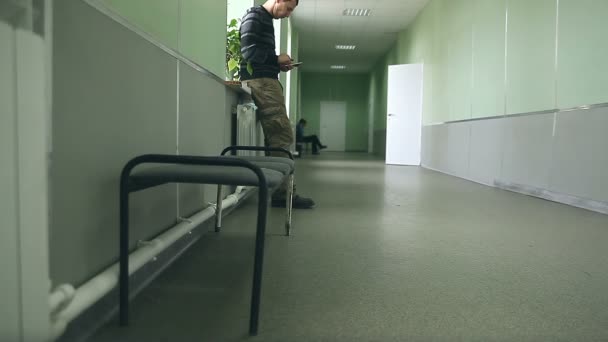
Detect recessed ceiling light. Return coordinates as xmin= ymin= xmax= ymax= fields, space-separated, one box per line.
xmin=335 ymin=45 xmax=356 ymax=50
xmin=342 ymin=8 xmax=371 ymax=17
xmin=330 ymin=65 xmax=346 ymax=70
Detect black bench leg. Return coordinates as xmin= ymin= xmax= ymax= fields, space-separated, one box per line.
xmin=285 ymin=173 xmax=294 ymax=236
xmin=119 ymin=179 xmax=130 ymax=326
xmin=215 ymin=185 xmax=223 ymax=232
xmin=249 ymin=185 xmax=268 ymax=336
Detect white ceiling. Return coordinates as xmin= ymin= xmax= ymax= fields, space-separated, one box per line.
xmin=291 ymin=0 xmax=430 ymax=73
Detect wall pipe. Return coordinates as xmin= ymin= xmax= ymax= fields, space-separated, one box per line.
xmin=49 ymin=186 xmax=251 ymax=340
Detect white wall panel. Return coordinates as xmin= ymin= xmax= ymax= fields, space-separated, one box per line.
xmin=445 ymin=122 xmax=471 ymax=178
xmin=469 ymin=119 xmax=504 ymax=186
xmin=549 ymin=108 xmax=608 ymax=202
xmin=421 ymin=109 xmax=608 ymax=209
xmin=501 ymin=113 xmax=554 ymax=189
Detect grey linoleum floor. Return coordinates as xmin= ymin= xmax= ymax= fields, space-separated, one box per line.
xmin=90 ymin=152 xmax=608 ymax=342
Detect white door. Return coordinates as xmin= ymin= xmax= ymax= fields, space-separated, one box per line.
xmin=386 ymin=64 xmax=423 ymax=165
xmin=320 ymin=101 xmax=346 ymax=152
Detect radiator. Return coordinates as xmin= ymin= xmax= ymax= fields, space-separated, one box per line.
xmin=236 ymin=103 xmax=264 ymax=156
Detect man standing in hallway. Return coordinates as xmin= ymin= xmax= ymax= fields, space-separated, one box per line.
xmin=240 ymin=0 xmax=315 ymax=209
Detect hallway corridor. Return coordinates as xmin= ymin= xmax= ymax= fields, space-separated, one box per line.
xmin=91 ymin=153 xmax=608 ymax=341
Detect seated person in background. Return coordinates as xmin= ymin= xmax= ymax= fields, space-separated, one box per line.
xmin=296 ymin=119 xmax=327 ymax=155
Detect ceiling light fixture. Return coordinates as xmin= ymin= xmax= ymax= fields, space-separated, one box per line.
xmin=335 ymin=45 xmax=356 ymax=50
xmin=342 ymin=8 xmax=371 ymax=17
xmin=330 ymin=65 xmax=347 ymax=70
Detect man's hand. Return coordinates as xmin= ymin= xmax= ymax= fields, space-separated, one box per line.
xmin=278 ymin=53 xmax=294 ymax=72
xmin=278 ymin=53 xmax=292 ymax=65
xmin=280 ymin=64 xmax=294 ymax=72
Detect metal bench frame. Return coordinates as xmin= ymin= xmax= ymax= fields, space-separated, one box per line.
xmin=118 ymin=149 xmax=292 ymax=336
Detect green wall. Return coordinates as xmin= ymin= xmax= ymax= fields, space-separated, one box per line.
xmin=472 ymin=0 xmax=506 ymax=119
xmin=370 ymin=0 xmax=608 ymax=129
xmin=507 ymin=0 xmax=557 ymax=114
xmin=301 ymin=73 xmax=370 ymax=152
xmin=288 ymin=20 xmax=300 ymax=123
xmin=102 ymin=0 xmax=226 ymax=78
xmin=557 ymin=0 xmax=608 ymax=108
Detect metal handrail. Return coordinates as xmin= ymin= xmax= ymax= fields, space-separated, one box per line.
xmin=426 ymin=102 xmax=608 ymax=126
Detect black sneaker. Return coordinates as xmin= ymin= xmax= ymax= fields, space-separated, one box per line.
xmin=271 ymin=195 xmax=316 ymax=209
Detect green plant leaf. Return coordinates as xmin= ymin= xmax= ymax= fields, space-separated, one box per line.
xmin=247 ymin=62 xmax=253 ymax=75
xmin=229 ymin=43 xmax=239 ymax=54
xmin=228 ymin=59 xmax=239 ymax=72
xmin=226 ymin=18 xmax=244 ymax=80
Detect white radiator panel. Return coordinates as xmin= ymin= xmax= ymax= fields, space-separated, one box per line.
xmin=236 ymin=103 xmax=263 ymax=156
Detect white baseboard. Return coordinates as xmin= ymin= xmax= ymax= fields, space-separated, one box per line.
xmin=421 ymin=165 xmax=608 ymax=215
xmin=420 ymin=164 xmax=493 ymax=187
xmin=494 ymin=180 xmax=608 ymax=215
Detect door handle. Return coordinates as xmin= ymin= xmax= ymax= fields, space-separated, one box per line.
xmin=388 ymin=114 xmax=396 ymax=117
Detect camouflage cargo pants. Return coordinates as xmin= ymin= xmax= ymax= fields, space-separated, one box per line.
xmin=245 ymin=78 xmax=294 ymax=199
